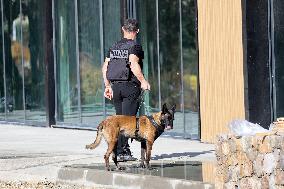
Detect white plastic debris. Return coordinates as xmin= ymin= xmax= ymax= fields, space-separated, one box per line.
xmin=269 ymin=123 xmax=275 ymax=131
xmin=228 ymin=119 xmax=268 ymax=136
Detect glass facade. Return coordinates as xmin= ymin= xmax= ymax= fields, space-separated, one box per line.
xmin=1 ymin=0 xmax=200 ymax=138
xmin=0 ymin=0 xmax=46 ymax=124
xmin=23 ymin=0 xmax=46 ymax=122
xmin=272 ymin=0 xmax=284 ymax=118
xmin=54 ymin=0 xmax=79 ymax=124
xmin=0 ymin=0 xmax=3 ymax=119
xmin=78 ymin=0 xmax=103 ymax=124
xmin=54 ymin=0 xmax=121 ymax=127
xmin=103 ymin=0 xmax=121 ymax=116
xmin=181 ymin=0 xmax=199 ymax=136
xmin=136 ymin=0 xmax=199 ymax=137
xmin=4 ymin=0 xmax=25 ymax=121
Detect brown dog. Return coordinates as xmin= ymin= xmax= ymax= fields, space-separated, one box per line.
xmin=86 ymin=103 xmax=176 ymax=170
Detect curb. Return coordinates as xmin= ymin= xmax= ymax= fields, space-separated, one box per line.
xmin=57 ymin=167 xmax=215 ymax=189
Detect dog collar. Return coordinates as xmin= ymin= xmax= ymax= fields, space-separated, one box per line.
xmin=147 ymin=115 xmax=160 ymax=128
xmin=147 ymin=115 xmax=164 ymax=138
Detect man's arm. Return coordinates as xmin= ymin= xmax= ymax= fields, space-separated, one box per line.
xmin=102 ymin=57 xmax=113 ymax=100
xmin=102 ymin=57 xmax=111 ymax=87
xmin=129 ymin=54 xmax=150 ymax=90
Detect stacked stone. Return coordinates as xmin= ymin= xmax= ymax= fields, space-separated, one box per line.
xmin=215 ymin=131 xmax=284 ymax=189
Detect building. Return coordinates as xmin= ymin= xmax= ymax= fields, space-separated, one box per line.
xmin=0 ymin=0 xmax=283 ymax=143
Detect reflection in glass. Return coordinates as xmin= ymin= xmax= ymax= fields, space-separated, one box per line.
xmin=159 ymin=0 xmax=183 ymax=135
xmin=22 ymin=0 xmax=46 ymax=122
xmin=78 ymin=0 xmax=104 ymax=126
xmin=136 ymin=0 xmax=199 ymax=137
xmin=137 ymin=0 xmax=159 ymax=113
xmin=103 ymin=0 xmax=121 ymax=115
xmin=54 ymin=0 xmax=79 ymax=123
xmin=182 ymin=0 xmax=199 ymax=137
xmin=0 ymin=0 xmax=199 ymax=135
xmin=3 ymin=0 xmax=25 ymax=120
xmin=0 ymin=0 xmax=4 ymax=119
xmin=273 ymin=1 xmax=284 ymax=118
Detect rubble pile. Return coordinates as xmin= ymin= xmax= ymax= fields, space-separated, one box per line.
xmin=215 ymin=119 xmax=284 ymax=188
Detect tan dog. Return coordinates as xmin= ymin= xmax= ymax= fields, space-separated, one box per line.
xmin=86 ymin=103 xmax=176 ymax=170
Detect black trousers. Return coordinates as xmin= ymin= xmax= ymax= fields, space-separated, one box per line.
xmin=112 ymin=81 xmax=141 ymax=155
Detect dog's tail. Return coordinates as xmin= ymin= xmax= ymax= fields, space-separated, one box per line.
xmin=86 ymin=123 xmax=104 ymax=150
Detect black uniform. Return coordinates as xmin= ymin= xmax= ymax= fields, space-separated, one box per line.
xmin=106 ymin=38 xmax=144 ymax=156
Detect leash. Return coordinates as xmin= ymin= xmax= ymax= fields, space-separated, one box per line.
xmin=137 ymin=89 xmax=151 ymax=116
xmin=132 ymin=90 xmax=150 ymax=143
xmin=134 ymin=111 xmax=164 ymax=142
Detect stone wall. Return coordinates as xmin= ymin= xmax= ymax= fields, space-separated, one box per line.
xmin=216 ymin=132 xmax=284 ymax=188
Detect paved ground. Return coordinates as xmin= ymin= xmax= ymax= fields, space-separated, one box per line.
xmin=0 ymin=124 xmax=215 ymax=188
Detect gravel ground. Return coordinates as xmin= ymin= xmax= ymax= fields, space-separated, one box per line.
xmin=0 ymin=181 xmax=109 ymax=189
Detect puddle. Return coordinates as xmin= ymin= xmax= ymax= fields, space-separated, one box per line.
xmin=68 ymin=161 xmax=216 ymax=184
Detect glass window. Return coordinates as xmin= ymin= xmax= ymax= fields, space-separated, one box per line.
xmin=137 ymin=0 xmax=159 ymax=114
xmin=3 ymin=0 xmax=25 ymax=121
xmin=78 ymin=0 xmax=104 ymax=126
xmin=103 ymin=0 xmax=121 ymax=57
xmin=54 ymin=0 xmax=122 ymax=126
xmin=54 ymin=0 xmax=79 ymax=124
xmin=182 ymin=0 xmax=199 ymax=138
xmin=158 ymin=0 xmax=184 ymax=136
xmin=0 ymin=0 xmax=4 ymax=119
xmin=103 ymin=0 xmax=121 ymax=115
xmin=137 ymin=0 xmax=199 ymax=138
xmin=21 ymin=0 xmax=46 ymax=122
xmin=273 ymin=0 xmax=284 ymax=118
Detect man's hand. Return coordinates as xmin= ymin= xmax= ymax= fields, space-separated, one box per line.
xmin=129 ymin=54 xmax=150 ymax=90
xmin=104 ymin=86 xmax=113 ymax=100
xmin=141 ymin=79 xmax=150 ymax=90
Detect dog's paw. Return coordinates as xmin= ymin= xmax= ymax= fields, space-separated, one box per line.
xmin=137 ymin=163 xmax=146 ymax=169
xmin=145 ymin=164 xmax=151 ymax=170
xmin=116 ymin=166 xmax=125 ymax=171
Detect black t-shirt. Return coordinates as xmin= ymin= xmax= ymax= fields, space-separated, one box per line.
xmin=107 ymin=38 xmax=144 ymax=84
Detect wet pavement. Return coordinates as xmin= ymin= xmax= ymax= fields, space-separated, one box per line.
xmin=67 ymin=161 xmax=214 ymax=183
xmin=58 ymin=161 xmax=215 ymax=189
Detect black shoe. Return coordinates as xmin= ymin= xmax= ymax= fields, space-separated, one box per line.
xmin=117 ymin=154 xmax=137 ymax=162
xmin=117 ymin=154 xmax=125 ymax=162
xmin=123 ymin=154 xmax=137 ymax=161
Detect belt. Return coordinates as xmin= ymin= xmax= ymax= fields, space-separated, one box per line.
xmin=111 ymin=80 xmax=131 ymax=83
xmin=111 ymin=80 xmax=140 ymax=85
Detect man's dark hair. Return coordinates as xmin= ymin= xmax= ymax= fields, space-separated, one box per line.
xmin=123 ymin=18 xmax=139 ymax=32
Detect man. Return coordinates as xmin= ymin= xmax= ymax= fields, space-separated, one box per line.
xmin=102 ymin=18 xmax=150 ymax=161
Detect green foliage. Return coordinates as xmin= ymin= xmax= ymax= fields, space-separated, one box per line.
xmin=140 ymin=0 xmax=198 ymax=111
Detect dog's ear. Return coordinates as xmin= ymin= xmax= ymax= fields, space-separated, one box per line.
xmin=162 ymin=103 xmax=168 ymax=113
xmin=171 ymin=104 xmax=176 ymax=112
